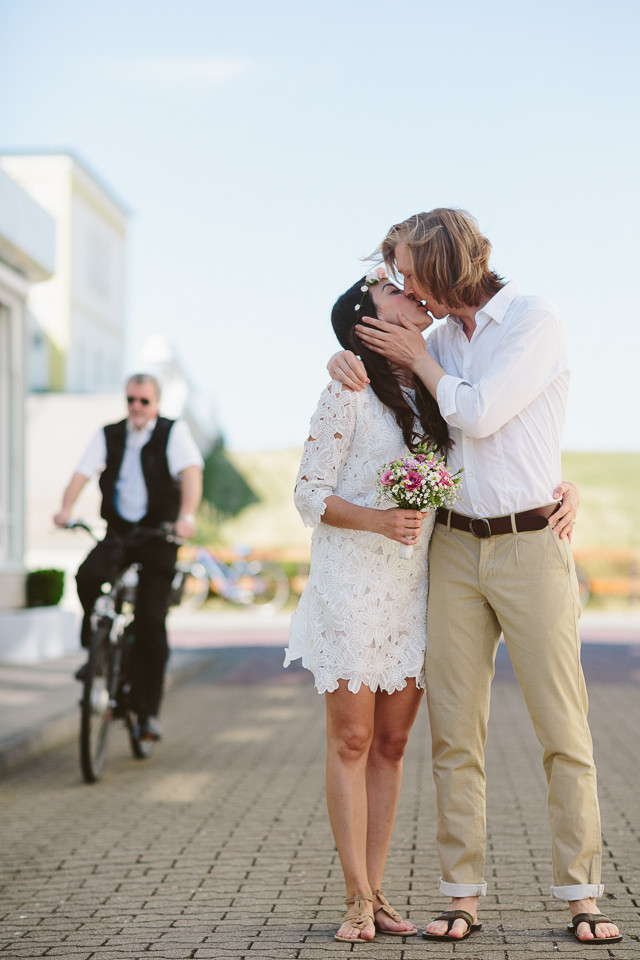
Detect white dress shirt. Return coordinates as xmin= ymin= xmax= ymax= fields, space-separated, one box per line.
xmin=427 ymin=281 xmax=569 ymax=517
xmin=75 ymin=418 xmax=204 ymax=523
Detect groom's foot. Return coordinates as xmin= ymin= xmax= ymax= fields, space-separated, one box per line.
xmin=569 ymin=898 xmax=620 ymax=942
xmin=424 ymin=896 xmax=479 ymax=939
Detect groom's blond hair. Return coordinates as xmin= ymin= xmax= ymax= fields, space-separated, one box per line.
xmin=379 ymin=208 xmax=504 ymax=309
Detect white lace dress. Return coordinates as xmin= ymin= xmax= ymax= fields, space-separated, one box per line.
xmin=284 ymin=381 xmax=434 ymax=694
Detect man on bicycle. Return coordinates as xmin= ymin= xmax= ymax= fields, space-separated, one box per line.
xmin=54 ymin=373 xmax=203 ymax=742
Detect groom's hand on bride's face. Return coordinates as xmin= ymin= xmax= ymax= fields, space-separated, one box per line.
xmin=327 ymin=350 xmax=369 ymax=391
xmin=357 ymin=314 xmax=427 ymax=368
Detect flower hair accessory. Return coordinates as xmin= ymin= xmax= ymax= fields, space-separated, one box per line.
xmin=354 ymin=265 xmax=388 ymax=312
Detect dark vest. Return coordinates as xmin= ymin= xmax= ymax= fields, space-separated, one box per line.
xmin=99 ymin=417 xmax=180 ymax=528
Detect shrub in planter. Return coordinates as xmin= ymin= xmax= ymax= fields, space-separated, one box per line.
xmin=26 ymin=569 xmax=65 ymax=607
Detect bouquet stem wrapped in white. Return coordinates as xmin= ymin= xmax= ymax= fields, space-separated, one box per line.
xmin=376 ymin=444 xmax=463 ymax=559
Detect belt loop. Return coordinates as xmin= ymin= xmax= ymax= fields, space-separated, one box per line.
xmin=510 ymin=512 xmax=518 ymax=534
xmin=446 ymin=509 xmax=452 ymax=532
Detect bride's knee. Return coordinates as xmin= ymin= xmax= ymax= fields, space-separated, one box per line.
xmin=328 ymin=722 xmax=373 ymax=762
xmin=371 ymin=726 xmax=411 ymax=763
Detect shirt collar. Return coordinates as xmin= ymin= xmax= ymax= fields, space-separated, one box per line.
xmin=475 ymin=280 xmax=521 ymax=325
xmin=127 ymin=417 xmax=157 ymax=435
xmin=444 ymin=280 xmax=521 ymax=335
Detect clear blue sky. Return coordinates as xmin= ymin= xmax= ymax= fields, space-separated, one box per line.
xmin=1 ymin=0 xmax=638 ymax=451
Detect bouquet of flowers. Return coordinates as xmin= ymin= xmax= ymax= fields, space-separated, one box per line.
xmin=376 ymin=445 xmax=463 ymax=558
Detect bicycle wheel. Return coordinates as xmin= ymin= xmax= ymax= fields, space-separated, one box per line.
xmin=79 ymin=625 xmax=114 ymax=783
xmin=246 ymin=562 xmax=290 ymax=615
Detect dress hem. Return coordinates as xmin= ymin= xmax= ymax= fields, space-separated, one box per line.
xmin=283 ymin=649 xmax=425 ymax=696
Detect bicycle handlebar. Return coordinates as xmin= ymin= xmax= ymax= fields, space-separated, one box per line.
xmin=65 ymin=519 xmax=188 ymax=546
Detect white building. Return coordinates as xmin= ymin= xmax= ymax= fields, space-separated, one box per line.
xmin=0 ymin=167 xmax=55 ymax=609
xmin=0 ymin=152 xmax=128 ymax=393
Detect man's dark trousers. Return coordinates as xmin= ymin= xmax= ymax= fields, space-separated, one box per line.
xmin=76 ymin=525 xmax=177 ymax=719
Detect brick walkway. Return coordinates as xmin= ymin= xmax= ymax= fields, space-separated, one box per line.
xmin=0 ymin=644 xmax=639 ymax=959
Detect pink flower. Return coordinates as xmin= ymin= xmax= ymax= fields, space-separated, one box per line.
xmin=403 ymin=470 xmax=423 ymax=490
xmin=380 ymin=469 xmax=395 ymax=486
xmin=415 ymin=454 xmax=427 ymax=462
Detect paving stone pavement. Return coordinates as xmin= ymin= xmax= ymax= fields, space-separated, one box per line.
xmin=0 ymin=644 xmax=639 ymax=960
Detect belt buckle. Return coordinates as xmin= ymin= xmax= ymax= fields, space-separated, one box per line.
xmin=469 ymin=517 xmax=492 ymax=538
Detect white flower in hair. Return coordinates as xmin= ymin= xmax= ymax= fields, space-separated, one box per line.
xmin=355 ymin=265 xmax=389 ymax=312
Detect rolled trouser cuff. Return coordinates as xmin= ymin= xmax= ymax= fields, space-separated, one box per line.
xmin=550 ymin=883 xmax=604 ymax=900
xmin=439 ymin=878 xmax=487 ymax=897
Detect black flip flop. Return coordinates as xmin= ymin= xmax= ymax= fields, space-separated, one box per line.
xmin=422 ymin=909 xmax=482 ymax=941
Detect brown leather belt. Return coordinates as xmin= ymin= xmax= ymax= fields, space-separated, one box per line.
xmin=435 ymin=503 xmax=559 ymax=539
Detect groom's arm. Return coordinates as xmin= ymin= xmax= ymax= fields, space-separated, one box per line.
xmin=327 ymin=350 xmax=370 ymax=391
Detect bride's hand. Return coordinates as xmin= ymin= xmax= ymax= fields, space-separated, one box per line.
xmin=550 ymin=480 xmax=580 ymax=543
xmin=374 ymin=507 xmax=424 ymax=544
xmin=327 ymin=350 xmax=369 ymax=391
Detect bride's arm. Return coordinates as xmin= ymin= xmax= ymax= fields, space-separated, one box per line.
xmin=294 ymin=384 xmax=422 ymax=544
xmin=321 ymin=495 xmax=424 ymax=545
xmin=327 ymin=350 xmax=369 ymax=391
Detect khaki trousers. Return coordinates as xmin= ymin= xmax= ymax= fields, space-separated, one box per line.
xmin=426 ymin=523 xmax=603 ymax=900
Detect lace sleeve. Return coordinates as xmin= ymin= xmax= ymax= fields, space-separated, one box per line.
xmin=294 ymin=382 xmax=359 ymax=527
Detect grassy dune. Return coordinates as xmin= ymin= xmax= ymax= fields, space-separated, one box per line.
xmin=213 ymin=449 xmax=311 ymax=556
xmin=213 ymin=449 xmax=639 ymax=558
xmin=561 ymin=452 xmax=640 ymax=550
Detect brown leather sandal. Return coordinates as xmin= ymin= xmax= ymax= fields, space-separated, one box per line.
xmin=422 ymin=909 xmax=482 ymax=941
xmin=334 ymin=894 xmax=375 ymax=942
xmin=568 ymin=913 xmax=622 ymax=944
xmin=373 ymin=888 xmax=417 ymax=936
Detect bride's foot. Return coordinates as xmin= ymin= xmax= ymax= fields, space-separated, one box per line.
xmin=373 ymin=888 xmax=417 ymax=936
xmin=334 ymin=894 xmax=375 ymax=942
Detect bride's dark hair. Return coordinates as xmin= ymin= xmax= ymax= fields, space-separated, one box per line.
xmin=331 ymin=276 xmax=451 ymax=453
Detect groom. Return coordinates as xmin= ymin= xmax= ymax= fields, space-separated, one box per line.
xmin=328 ymin=208 xmax=621 ymax=945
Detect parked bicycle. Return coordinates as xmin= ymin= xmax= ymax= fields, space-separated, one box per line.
xmin=173 ymin=544 xmax=290 ymax=615
xmin=67 ymin=520 xmax=186 ymax=783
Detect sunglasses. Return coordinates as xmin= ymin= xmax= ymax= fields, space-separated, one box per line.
xmin=127 ymin=396 xmax=151 ymax=406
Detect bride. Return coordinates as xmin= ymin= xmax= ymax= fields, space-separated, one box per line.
xmin=284 ymin=266 xmax=449 ymax=942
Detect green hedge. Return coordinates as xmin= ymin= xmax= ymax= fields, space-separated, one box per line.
xmin=26 ymin=569 xmax=65 ymax=608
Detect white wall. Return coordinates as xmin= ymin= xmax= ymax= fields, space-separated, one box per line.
xmin=0 ymin=154 xmax=127 ymax=393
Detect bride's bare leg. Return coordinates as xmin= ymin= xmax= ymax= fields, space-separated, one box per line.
xmin=325 ymin=682 xmax=376 ymax=941
xmin=367 ymin=681 xmax=424 ymax=933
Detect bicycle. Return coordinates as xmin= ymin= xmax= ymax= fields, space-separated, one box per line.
xmin=67 ymin=520 xmax=185 ymax=783
xmin=173 ymin=544 xmax=290 ymax=616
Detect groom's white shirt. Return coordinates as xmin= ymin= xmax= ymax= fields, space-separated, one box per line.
xmin=427 ymin=281 xmax=569 ymax=518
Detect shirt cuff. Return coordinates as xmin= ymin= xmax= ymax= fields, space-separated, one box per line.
xmin=436 ymin=374 xmax=465 ymax=419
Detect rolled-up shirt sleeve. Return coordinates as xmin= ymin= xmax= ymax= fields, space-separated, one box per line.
xmin=294 ymin=382 xmax=358 ymax=527
xmin=435 ymin=306 xmax=567 ymax=438
xmin=74 ymin=429 xmax=107 ymax=478
xmin=166 ymin=419 xmax=204 ymax=476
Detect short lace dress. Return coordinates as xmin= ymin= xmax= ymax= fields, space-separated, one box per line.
xmin=284 ymin=381 xmax=434 ymax=694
